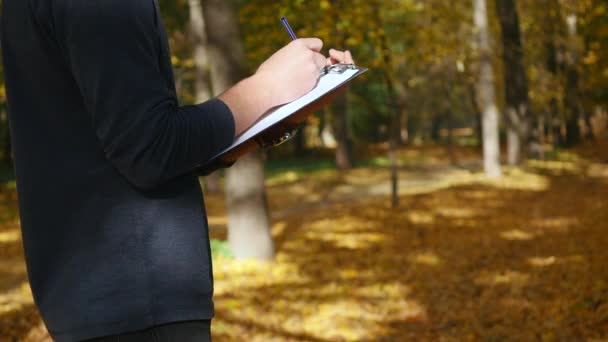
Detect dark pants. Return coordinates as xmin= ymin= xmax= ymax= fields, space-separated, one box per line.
xmin=83 ymin=320 xmax=211 ymax=342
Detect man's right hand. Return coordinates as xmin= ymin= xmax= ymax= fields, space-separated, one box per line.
xmin=219 ymin=37 xmax=328 ymax=137
xmin=253 ymin=38 xmax=327 ymax=106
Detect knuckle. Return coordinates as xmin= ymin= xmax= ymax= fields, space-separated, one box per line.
xmin=307 ymin=61 xmax=318 ymax=72
xmin=305 ymin=49 xmax=315 ymax=60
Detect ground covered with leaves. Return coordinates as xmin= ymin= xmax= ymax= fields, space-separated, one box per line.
xmin=1 ymin=139 xmax=608 ymax=341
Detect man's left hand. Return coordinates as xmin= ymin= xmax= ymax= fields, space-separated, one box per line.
xmin=327 ymin=49 xmax=355 ymax=65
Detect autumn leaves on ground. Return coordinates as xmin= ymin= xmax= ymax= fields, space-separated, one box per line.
xmin=2 ymin=138 xmax=608 ymax=341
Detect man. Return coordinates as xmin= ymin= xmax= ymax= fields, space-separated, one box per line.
xmin=1 ymin=0 xmax=354 ymax=341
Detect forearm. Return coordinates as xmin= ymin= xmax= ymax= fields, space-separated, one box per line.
xmin=218 ymin=75 xmax=276 ymax=137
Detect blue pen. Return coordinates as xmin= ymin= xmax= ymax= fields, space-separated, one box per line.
xmin=280 ymin=17 xmax=298 ymax=41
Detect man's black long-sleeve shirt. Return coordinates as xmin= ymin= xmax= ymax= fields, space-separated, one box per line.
xmin=1 ymin=1 xmax=236 ymax=340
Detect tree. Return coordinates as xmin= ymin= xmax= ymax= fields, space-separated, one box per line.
xmin=473 ymin=0 xmax=502 ymax=177
xmin=188 ymin=0 xmax=221 ymax=193
xmin=201 ymin=0 xmax=274 ymax=260
xmin=496 ymin=0 xmax=531 ymax=165
xmin=562 ymin=1 xmax=583 ymax=146
xmin=329 ymin=0 xmax=355 ymax=170
xmin=540 ymin=0 xmax=566 ymax=147
xmin=374 ymin=3 xmax=401 ymax=208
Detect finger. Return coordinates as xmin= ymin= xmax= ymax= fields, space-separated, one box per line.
xmin=345 ymin=50 xmax=355 ymax=64
xmin=326 ymin=56 xmax=341 ymax=65
xmin=298 ymin=37 xmax=324 ymax=52
xmin=328 ymin=49 xmax=346 ymax=63
xmin=313 ymin=52 xmax=327 ymax=70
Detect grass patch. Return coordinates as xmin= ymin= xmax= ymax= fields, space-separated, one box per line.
xmin=265 ymin=158 xmax=337 ymax=182
xmin=210 ymin=239 xmax=233 ymax=259
xmin=264 ymin=153 xmax=427 ymax=184
xmin=357 ymin=156 xmax=390 ymax=168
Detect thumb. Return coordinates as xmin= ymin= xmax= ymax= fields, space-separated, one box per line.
xmin=297 ymin=37 xmax=324 ymax=52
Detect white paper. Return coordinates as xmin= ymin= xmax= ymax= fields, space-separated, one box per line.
xmin=213 ymin=68 xmax=360 ymax=158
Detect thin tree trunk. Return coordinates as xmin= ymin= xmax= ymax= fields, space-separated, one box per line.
xmin=400 ymin=108 xmax=409 ymax=144
xmin=293 ymin=125 xmax=306 ymax=157
xmin=387 ymin=80 xmax=400 ymax=209
xmin=446 ymin=109 xmax=457 ymax=165
xmin=582 ymin=109 xmax=594 ymax=141
xmin=320 ymin=108 xmax=337 ymax=148
xmin=442 ymin=71 xmax=457 ymax=165
xmin=329 ymin=0 xmax=354 ymax=170
xmin=431 ymin=114 xmax=442 ymax=142
xmin=496 ymin=0 xmax=531 ymax=166
xmin=395 ymin=83 xmax=409 ymax=146
xmin=543 ymin=0 xmax=565 ymax=147
xmin=563 ymin=12 xmax=581 ymax=147
xmin=550 ymin=99 xmax=563 ymax=147
xmin=333 ymin=92 xmax=354 ymax=170
xmin=376 ymin=4 xmax=400 ymax=208
xmin=202 ymin=0 xmax=274 ymax=260
xmin=467 ymin=81 xmax=484 ymax=148
xmin=473 ymin=0 xmax=502 ymax=177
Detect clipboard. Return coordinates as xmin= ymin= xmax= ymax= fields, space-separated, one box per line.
xmin=196 ymin=63 xmax=368 ymax=175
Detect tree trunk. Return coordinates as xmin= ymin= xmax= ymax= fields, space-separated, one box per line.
xmin=320 ymin=110 xmax=337 ymax=148
xmin=446 ymin=109 xmax=457 ymax=165
xmin=201 ymin=0 xmax=274 ymax=260
xmin=473 ymin=0 xmax=502 ymax=178
xmin=495 ymin=0 xmax=531 ymax=166
xmin=550 ymin=98 xmax=563 ymax=147
xmin=375 ymin=4 xmax=401 ymax=208
xmin=467 ymin=81 xmax=484 ymax=148
xmin=563 ymin=12 xmax=582 ymax=147
xmin=400 ymin=108 xmax=409 ymax=145
xmin=293 ymin=126 xmax=306 ymax=157
xmin=582 ymin=108 xmax=594 ymax=141
xmin=201 ymin=1 xmax=247 ymax=92
xmin=189 ymin=0 xmax=212 ymax=101
xmin=543 ymin=0 xmax=565 ymax=148
xmin=332 ymin=92 xmax=354 ymax=170
xmin=430 ymin=114 xmax=442 ymax=142
xmin=441 ymin=73 xmax=457 ymax=165
xmin=189 ymin=0 xmax=221 ymax=194
xmin=387 ymin=79 xmax=400 ymax=209
xmin=329 ymin=0 xmax=354 ymax=170
xmin=225 ymin=152 xmax=274 ymax=260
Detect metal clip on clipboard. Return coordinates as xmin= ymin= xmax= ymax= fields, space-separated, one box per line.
xmin=320 ymin=63 xmax=358 ymax=76
xmin=254 ymin=64 xmax=358 ymax=148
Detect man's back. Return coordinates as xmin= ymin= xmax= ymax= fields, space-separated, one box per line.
xmin=1 ymin=1 xmax=236 ymax=340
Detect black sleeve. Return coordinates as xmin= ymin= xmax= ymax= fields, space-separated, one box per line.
xmin=53 ymin=0 xmax=235 ymax=189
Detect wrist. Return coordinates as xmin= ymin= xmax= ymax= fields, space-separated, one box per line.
xmin=245 ymin=73 xmax=277 ymax=112
xmin=218 ymin=74 xmax=278 ymax=137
